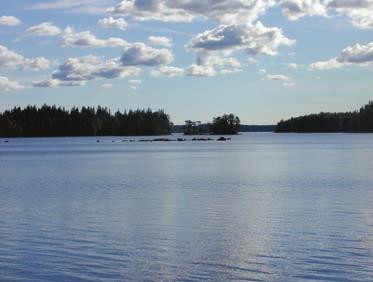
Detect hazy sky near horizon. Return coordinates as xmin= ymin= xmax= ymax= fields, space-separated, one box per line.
xmin=0 ymin=0 xmax=372 ymax=124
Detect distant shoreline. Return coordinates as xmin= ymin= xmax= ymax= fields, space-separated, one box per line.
xmin=276 ymin=101 xmax=373 ymax=133
xmin=173 ymin=124 xmax=275 ymax=133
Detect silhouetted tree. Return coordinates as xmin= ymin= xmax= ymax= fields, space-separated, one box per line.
xmin=210 ymin=114 xmax=240 ymax=135
xmin=183 ymin=120 xmax=202 ymax=135
xmin=276 ymin=101 xmax=373 ymax=133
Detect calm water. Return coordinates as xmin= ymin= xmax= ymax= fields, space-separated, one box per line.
xmin=1 ymin=133 xmax=373 ymax=281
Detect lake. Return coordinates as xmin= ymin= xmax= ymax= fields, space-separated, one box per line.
xmin=1 ymin=133 xmax=373 ymax=281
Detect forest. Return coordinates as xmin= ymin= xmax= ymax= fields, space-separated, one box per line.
xmin=0 ymin=105 xmax=242 ymax=137
xmin=0 ymin=105 xmax=172 ymax=137
xmin=276 ymin=101 xmax=373 ymax=133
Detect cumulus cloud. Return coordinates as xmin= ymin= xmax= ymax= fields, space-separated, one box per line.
xmin=186 ymin=22 xmax=293 ymax=76
xmin=309 ymin=58 xmax=343 ymax=70
xmin=150 ymin=66 xmax=184 ymax=77
xmin=98 ymin=17 xmax=128 ymax=30
xmin=189 ymin=22 xmax=294 ymax=56
xmin=186 ymin=64 xmax=216 ymax=76
xmin=148 ymin=36 xmax=173 ymax=47
xmin=0 ymin=15 xmax=21 ymax=26
xmin=34 ymin=54 xmax=142 ymax=88
xmin=53 ymin=56 xmax=140 ymax=81
xmin=309 ymin=42 xmax=373 ymax=70
xmin=280 ymin=0 xmax=373 ymax=29
xmin=282 ymin=0 xmax=327 ymax=21
xmin=190 ymin=53 xmax=243 ymax=75
xmin=108 ymin=0 xmax=276 ymax=24
xmin=120 ymin=43 xmax=173 ymax=66
xmin=0 ymin=45 xmax=50 ymax=71
xmin=60 ymin=27 xmax=128 ymax=48
xmin=0 ymin=76 xmax=24 ymax=91
xmin=27 ymin=22 xmax=62 ymax=36
xmin=328 ymin=0 xmax=373 ymax=29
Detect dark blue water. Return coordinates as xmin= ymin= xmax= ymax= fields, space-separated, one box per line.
xmin=1 ymin=133 xmax=373 ymax=281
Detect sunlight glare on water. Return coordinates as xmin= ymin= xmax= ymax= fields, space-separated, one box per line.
xmin=1 ymin=133 xmax=373 ymax=281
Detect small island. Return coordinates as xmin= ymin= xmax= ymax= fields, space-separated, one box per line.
xmin=183 ymin=114 xmax=241 ymax=135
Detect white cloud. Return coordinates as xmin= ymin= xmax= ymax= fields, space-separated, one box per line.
xmin=286 ymin=62 xmax=300 ymax=69
xmin=189 ymin=22 xmax=294 ymax=57
xmin=98 ymin=17 xmax=128 ymax=30
xmin=148 ymin=36 xmax=173 ymax=48
xmin=328 ymin=0 xmax=373 ymax=29
xmin=28 ymin=0 xmax=112 ymax=14
xmin=32 ymin=78 xmax=85 ymax=87
xmin=186 ymin=64 xmax=216 ymax=76
xmin=265 ymin=74 xmax=295 ymax=86
xmin=101 ymin=83 xmax=114 ymax=88
xmin=150 ymin=66 xmax=184 ymax=77
xmin=51 ymin=56 xmax=98 ymax=82
xmin=309 ymin=42 xmax=373 ymax=70
xmin=53 ymin=56 xmax=140 ymax=81
xmin=265 ymin=74 xmax=293 ymax=81
xmin=197 ymin=54 xmax=241 ymax=68
xmin=35 ymin=40 xmax=174 ymax=88
xmin=339 ymin=42 xmax=373 ymax=63
xmin=27 ymin=22 xmax=62 ymax=36
xmin=220 ymin=68 xmax=242 ymax=75
xmin=129 ymin=79 xmax=141 ymax=90
xmin=60 ymin=27 xmax=128 ymax=48
xmin=0 ymin=76 xmax=24 ymax=91
xmin=258 ymin=68 xmax=295 ymax=86
xmin=280 ymin=0 xmax=373 ymax=29
xmin=186 ymin=22 xmax=293 ymax=76
xmin=0 ymin=45 xmax=50 ymax=71
xmin=120 ymin=43 xmax=173 ymax=66
xmin=0 ymin=16 xmax=21 ymax=26
xmin=193 ymin=53 xmax=243 ymax=75
xmin=34 ymin=55 xmax=141 ymax=88
xmin=309 ymin=58 xmax=344 ymax=70
xmin=282 ymin=0 xmax=327 ymax=21
xmin=108 ymin=0 xmax=276 ymax=24
xmin=27 ymin=57 xmax=51 ymax=70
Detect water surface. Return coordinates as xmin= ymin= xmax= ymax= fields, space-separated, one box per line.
xmin=1 ymin=133 xmax=373 ymax=281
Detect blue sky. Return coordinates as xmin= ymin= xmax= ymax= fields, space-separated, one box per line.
xmin=0 ymin=0 xmax=372 ymax=124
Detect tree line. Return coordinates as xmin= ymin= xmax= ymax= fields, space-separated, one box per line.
xmin=184 ymin=114 xmax=240 ymax=135
xmin=276 ymin=101 xmax=373 ymax=133
xmin=0 ymin=105 xmax=242 ymax=137
xmin=0 ymin=105 xmax=172 ymax=137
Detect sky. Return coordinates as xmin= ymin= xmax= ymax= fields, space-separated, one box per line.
xmin=0 ymin=0 xmax=372 ymax=124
